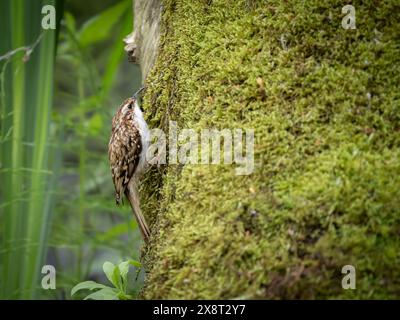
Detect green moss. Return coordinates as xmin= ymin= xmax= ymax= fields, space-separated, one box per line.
xmin=139 ymin=0 xmax=400 ymax=299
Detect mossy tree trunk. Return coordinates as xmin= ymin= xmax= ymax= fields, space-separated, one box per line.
xmin=132 ymin=0 xmax=400 ymax=299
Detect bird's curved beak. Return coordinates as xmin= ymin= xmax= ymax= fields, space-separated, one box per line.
xmin=132 ymin=86 xmax=146 ymax=99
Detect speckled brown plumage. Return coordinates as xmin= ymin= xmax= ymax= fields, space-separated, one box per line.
xmin=109 ymin=98 xmax=141 ymax=205
xmin=108 ymin=97 xmax=150 ymax=240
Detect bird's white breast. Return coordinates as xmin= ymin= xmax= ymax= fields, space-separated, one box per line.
xmin=133 ymin=101 xmax=149 ymax=174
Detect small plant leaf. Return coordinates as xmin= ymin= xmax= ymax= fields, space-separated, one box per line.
xmin=71 ymin=281 xmax=108 ymax=296
xmin=118 ymin=292 xmax=133 ymax=300
xmin=118 ymin=261 xmax=130 ymax=292
xmin=71 ymin=260 xmax=140 ymax=300
xmin=84 ymin=287 xmax=119 ymax=300
xmin=119 ymin=261 xmax=130 ymax=281
xmin=128 ymin=259 xmax=141 ymax=268
xmin=103 ymin=261 xmax=123 ymax=290
xmin=102 ymin=261 xmax=117 ymax=287
xmin=112 ymin=264 xmax=123 ymax=291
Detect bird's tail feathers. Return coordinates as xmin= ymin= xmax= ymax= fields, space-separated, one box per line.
xmin=125 ymin=184 xmax=150 ymax=241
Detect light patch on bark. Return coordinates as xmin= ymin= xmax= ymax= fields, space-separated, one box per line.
xmin=124 ymin=0 xmax=162 ymax=79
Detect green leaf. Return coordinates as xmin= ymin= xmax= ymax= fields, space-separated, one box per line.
xmin=118 ymin=261 xmax=130 ymax=292
xmin=113 ymin=264 xmax=123 ymax=291
xmin=102 ymin=261 xmax=116 ymax=285
xmin=118 ymin=292 xmax=133 ymax=300
xmin=77 ymin=0 xmax=131 ymax=47
xmin=84 ymin=287 xmax=119 ymax=300
xmin=71 ymin=281 xmax=108 ymax=296
xmin=128 ymin=259 xmax=142 ymax=268
xmin=119 ymin=261 xmax=130 ymax=282
xmin=103 ymin=261 xmax=122 ymax=290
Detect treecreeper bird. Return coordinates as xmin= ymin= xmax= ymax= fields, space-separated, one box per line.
xmin=108 ymin=87 xmax=150 ymax=241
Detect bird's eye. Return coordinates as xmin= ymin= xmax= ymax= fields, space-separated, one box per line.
xmin=127 ymin=103 xmax=133 ymax=110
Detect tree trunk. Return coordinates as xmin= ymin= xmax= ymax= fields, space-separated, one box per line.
xmin=130 ymin=0 xmax=400 ymax=299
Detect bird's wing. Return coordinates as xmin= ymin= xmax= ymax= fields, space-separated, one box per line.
xmin=108 ymin=122 xmax=142 ymax=205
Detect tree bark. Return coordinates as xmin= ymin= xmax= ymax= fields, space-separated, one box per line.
xmin=125 ymin=0 xmax=161 ymax=79
xmin=129 ymin=0 xmax=400 ymax=299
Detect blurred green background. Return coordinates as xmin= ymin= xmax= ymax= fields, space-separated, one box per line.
xmin=0 ymin=0 xmax=144 ymax=299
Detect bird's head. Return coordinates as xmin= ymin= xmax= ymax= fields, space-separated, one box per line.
xmin=111 ymin=98 xmax=135 ymax=133
xmin=119 ymin=97 xmax=136 ymax=117
xmin=120 ymin=86 xmax=146 ymax=114
xmin=112 ymin=87 xmax=146 ymax=130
